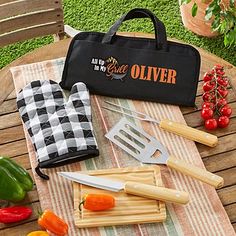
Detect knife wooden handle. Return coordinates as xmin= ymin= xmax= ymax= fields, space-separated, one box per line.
xmin=167 ymin=155 xmax=224 ymax=189
xmin=159 ymin=119 xmax=218 ymax=147
xmin=124 ymin=181 xmax=189 ymax=204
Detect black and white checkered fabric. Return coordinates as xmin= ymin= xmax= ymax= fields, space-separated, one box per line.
xmin=17 ymin=80 xmax=99 ymax=179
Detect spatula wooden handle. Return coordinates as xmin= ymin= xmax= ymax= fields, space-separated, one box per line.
xmin=124 ymin=181 xmax=189 ymax=204
xmin=159 ymin=119 xmax=218 ymax=147
xmin=167 ymin=155 xmax=224 ymax=188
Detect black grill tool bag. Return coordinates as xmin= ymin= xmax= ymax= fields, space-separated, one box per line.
xmin=60 ymin=8 xmax=201 ymax=106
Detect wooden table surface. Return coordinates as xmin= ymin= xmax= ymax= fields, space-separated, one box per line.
xmin=0 ymin=34 xmax=235 ymax=235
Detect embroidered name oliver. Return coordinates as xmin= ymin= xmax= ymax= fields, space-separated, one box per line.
xmin=130 ymin=65 xmax=177 ymax=84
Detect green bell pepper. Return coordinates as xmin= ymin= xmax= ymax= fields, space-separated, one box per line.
xmin=0 ymin=157 xmax=33 ymax=202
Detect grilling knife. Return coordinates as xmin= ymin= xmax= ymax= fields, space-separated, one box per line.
xmin=58 ymin=172 xmax=189 ymax=204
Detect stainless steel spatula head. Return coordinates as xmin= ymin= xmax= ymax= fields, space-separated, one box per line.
xmin=105 ymin=118 xmax=169 ymax=164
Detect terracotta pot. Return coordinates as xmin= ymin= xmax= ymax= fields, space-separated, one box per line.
xmin=179 ymin=0 xmax=218 ymax=37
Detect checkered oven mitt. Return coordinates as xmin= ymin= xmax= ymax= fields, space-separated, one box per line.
xmin=16 ymin=80 xmax=99 ymax=180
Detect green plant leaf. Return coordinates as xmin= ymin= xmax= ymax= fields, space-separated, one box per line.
xmin=224 ymin=34 xmax=230 ymax=46
xmin=205 ymin=7 xmax=213 ymax=20
xmin=224 ymin=28 xmax=236 ymax=47
xmin=211 ymin=17 xmax=221 ymax=32
xmin=226 ymin=15 xmax=235 ymax=30
xmin=212 ymin=5 xmax=221 ymax=15
xmin=219 ymin=19 xmax=228 ymax=34
xmin=224 ymin=32 xmax=233 ymax=47
xmin=208 ymin=0 xmax=220 ymax=12
xmin=180 ymin=0 xmax=191 ymax=5
xmin=230 ymin=0 xmax=235 ymax=8
xmin=192 ymin=2 xmax=198 ymax=17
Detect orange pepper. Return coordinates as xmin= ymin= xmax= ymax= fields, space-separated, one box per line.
xmin=27 ymin=231 xmax=49 ymax=236
xmin=79 ymin=194 xmax=115 ymax=211
xmin=38 ymin=209 xmax=68 ymax=236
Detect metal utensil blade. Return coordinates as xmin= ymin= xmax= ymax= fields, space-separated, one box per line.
xmin=58 ymin=172 xmax=124 ymax=192
xmin=105 ymin=118 xmax=169 ymax=164
xmin=103 ymin=101 xmax=160 ymax=124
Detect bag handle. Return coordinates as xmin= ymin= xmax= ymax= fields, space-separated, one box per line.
xmin=102 ymin=8 xmax=167 ymax=50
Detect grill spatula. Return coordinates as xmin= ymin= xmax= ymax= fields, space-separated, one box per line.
xmin=105 ymin=118 xmax=224 ymax=189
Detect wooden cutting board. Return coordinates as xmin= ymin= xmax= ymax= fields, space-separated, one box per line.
xmin=73 ymin=166 xmax=166 ymax=228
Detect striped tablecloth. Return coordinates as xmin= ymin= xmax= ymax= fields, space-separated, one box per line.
xmin=11 ymin=58 xmax=235 ymax=236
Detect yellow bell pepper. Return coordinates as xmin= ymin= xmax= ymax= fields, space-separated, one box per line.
xmin=27 ymin=231 xmax=49 ymax=236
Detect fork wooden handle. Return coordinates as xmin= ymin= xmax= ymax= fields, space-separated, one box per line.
xmin=159 ymin=119 xmax=218 ymax=147
xmin=167 ymin=155 xmax=224 ymax=188
xmin=124 ymin=181 xmax=189 ymax=204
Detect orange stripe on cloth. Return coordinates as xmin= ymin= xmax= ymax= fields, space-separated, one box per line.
xmin=93 ymin=95 xmax=121 ymax=168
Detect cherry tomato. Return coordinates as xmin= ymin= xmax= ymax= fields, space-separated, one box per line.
xmin=202 ymin=92 xmax=215 ymax=102
xmin=205 ymin=119 xmax=217 ymax=130
xmin=217 ymin=77 xmax=228 ymax=87
xmin=220 ymin=105 xmax=232 ymax=117
xmin=217 ymin=116 xmax=230 ymax=128
xmin=214 ymin=64 xmax=223 ymax=70
xmin=201 ymin=108 xmax=214 ymax=120
xmin=202 ymin=92 xmax=211 ymax=102
xmin=203 ymin=72 xmax=213 ymax=82
xmin=202 ymin=102 xmax=215 ymax=110
xmin=217 ymin=87 xmax=228 ymax=98
xmin=213 ymin=65 xmax=225 ymax=75
xmin=215 ymin=69 xmax=225 ymax=76
xmin=203 ymin=81 xmax=215 ymax=92
xmin=216 ymin=98 xmax=227 ymax=108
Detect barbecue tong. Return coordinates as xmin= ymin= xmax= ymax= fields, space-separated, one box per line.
xmin=103 ymin=101 xmax=218 ymax=147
